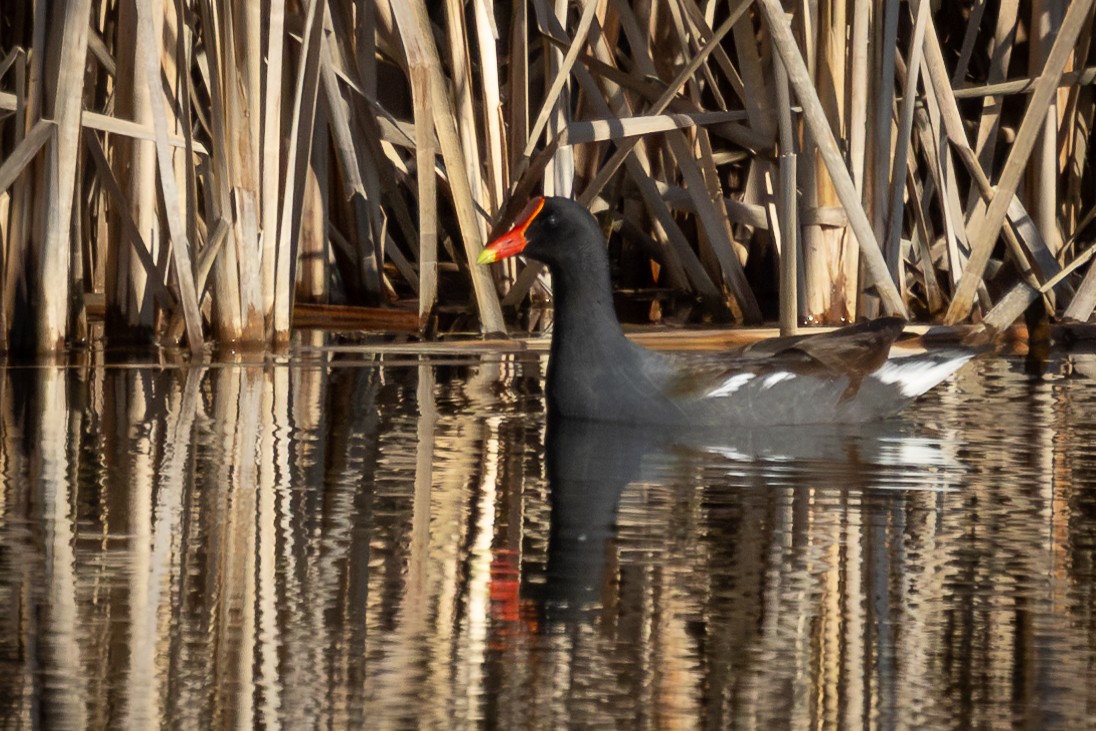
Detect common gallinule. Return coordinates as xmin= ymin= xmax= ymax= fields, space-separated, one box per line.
xmin=479 ymin=196 xmax=972 ymax=426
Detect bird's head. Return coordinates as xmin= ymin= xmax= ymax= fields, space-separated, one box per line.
xmin=478 ymin=197 xmax=600 ymax=271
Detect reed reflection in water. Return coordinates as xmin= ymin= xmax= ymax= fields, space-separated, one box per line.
xmin=1 ymin=353 xmax=1095 ymax=728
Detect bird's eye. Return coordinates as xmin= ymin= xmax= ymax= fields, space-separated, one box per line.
xmin=547 ymin=214 xmax=559 ymax=226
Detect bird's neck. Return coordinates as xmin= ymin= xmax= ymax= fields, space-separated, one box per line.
xmin=542 ymin=248 xmax=664 ymax=421
xmin=548 ymin=254 xmax=629 ymax=361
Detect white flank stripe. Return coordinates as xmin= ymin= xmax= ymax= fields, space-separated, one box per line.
xmin=707 ymin=372 xmax=754 ymax=397
xmin=873 ymin=354 xmax=973 ymax=397
xmin=761 ymin=371 xmax=794 ymax=389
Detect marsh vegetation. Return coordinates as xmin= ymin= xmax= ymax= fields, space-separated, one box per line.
xmin=0 ymin=1 xmax=1094 ymax=355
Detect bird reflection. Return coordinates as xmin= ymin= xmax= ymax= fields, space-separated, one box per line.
xmin=530 ymin=413 xmax=961 ymax=624
xmin=534 ymin=416 xmax=663 ymax=617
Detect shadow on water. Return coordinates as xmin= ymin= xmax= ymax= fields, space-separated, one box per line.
xmin=1 ymin=351 xmax=1096 ymax=728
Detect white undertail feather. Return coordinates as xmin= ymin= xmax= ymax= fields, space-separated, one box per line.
xmin=872 ymin=353 xmax=974 ymax=398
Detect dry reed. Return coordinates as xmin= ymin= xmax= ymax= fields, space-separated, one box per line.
xmin=0 ymin=0 xmax=1094 ymax=354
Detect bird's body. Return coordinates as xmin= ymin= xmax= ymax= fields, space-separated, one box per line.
xmin=481 ymin=196 xmax=972 ymax=426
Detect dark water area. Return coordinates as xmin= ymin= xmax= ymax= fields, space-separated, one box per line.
xmin=1 ymin=346 xmax=1096 ymax=728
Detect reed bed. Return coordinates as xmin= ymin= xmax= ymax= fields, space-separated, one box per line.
xmin=0 ymin=0 xmax=1094 ymax=354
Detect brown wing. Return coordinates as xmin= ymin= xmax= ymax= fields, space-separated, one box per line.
xmin=663 ymin=317 xmax=907 ymax=402
xmin=769 ymin=317 xmax=906 ymax=378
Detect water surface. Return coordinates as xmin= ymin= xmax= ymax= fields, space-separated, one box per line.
xmin=1 ymin=348 xmax=1095 ymax=728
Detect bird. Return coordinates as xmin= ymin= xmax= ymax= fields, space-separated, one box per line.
xmin=478 ymin=196 xmax=973 ymax=426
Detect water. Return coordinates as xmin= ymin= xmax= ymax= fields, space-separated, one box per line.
xmin=1 ymin=347 xmax=1095 ymax=729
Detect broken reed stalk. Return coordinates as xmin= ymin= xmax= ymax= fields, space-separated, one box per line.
xmin=37 ymin=0 xmax=93 ymax=352
xmin=773 ymin=50 xmax=797 ymax=337
xmin=0 ymin=1 xmax=1095 ymax=356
